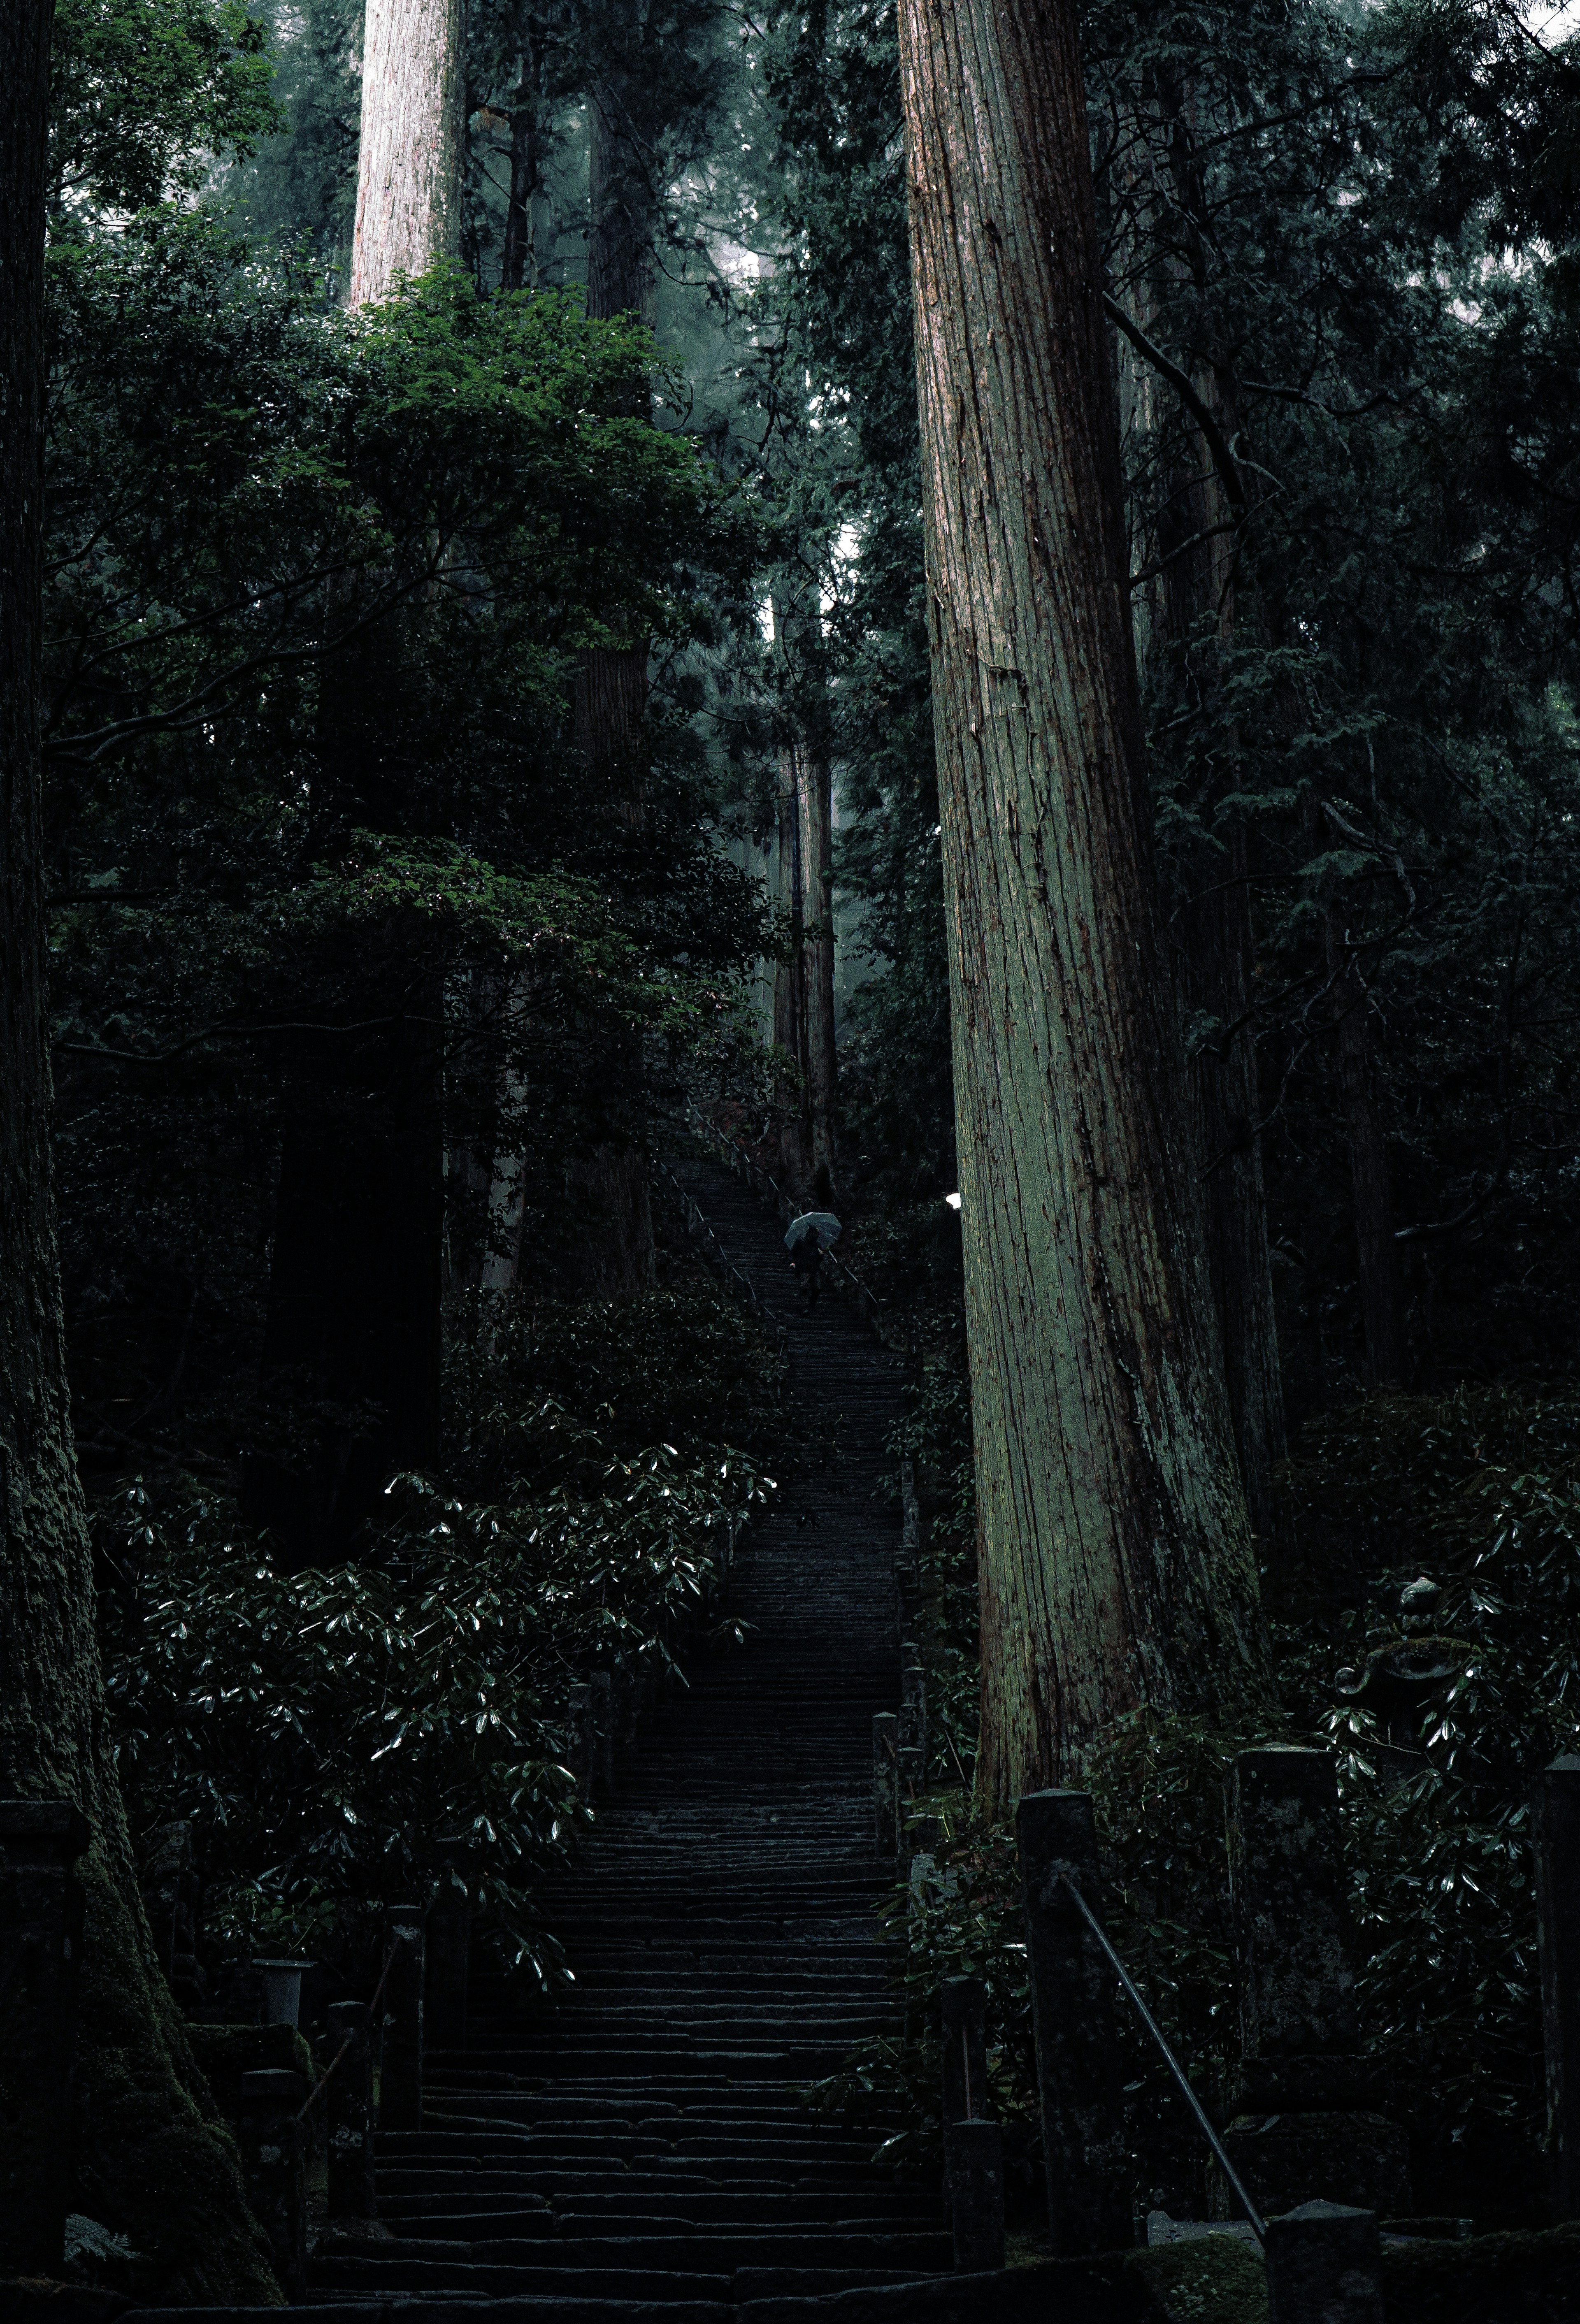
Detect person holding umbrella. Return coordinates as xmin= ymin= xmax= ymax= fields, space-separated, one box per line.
xmin=784 ymin=1207 xmax=841 ymax=1311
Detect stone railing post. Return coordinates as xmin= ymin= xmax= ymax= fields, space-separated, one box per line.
xmin=943 ymin=2120 xmax=1006 ymax=2273
xmin=426 ymin=1836 xmax=471 ymax=2053
xmin=1534 ymin=1752 xmax=1580 ymax=2218
xmin=379 ymin=1904 xmax=425 ymax=2131
xmin=1223 ymin=1748 xmax=1409 ymax=2220
xmin=1016 ymin=1790 xmax=1130 ymax=2255
xmin=900 ymin=1651 xmax=927 ymax=1786
xmin=873 ymin=1713 xmax=899 ymax=1857
xmin=0 ymin=1799 xmax=90 ymax=2275
xmin=1264 ymin=2200 xmax=1384 ymax=2323
xmin=325 ymin=1999 xmax=377 ymax=2220
xmin=237 ymin=2066 xmax=307 ymax=2299
xmin=942 ymin=1975 xmax=988 ymax=2126
xmin=141 ymin=1818 xmax=205 ymax=2013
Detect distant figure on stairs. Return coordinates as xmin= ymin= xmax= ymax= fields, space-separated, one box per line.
xmin=785 ymin=1205 xmax=842 ymax=1311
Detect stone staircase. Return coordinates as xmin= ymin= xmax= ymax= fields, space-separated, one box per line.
xmin=302 ymin=1154 xmax=946 ymax=2317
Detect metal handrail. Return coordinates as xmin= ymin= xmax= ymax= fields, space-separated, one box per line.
xmin=1061 ymin=1874 xmax=1266 ymax=2246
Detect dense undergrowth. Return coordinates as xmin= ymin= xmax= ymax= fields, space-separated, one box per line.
xmin=812 ymin=1358 xmax=1580 ymax=2228
xmin=97 ymin=1280 xmax=785 ymax=1996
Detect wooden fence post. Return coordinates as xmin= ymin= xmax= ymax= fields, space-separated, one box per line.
xmin=325 ymin=1999 xmax=377 ymax=2220
xmin=1016 ymin=1790 xmax=1130 ymax=2255
xmin=1222 ymin=1748 xmax=1409 ymax=2220
xmin=236 ymin=2066 xmax=307 ymax=2298
xmin=1535 ymin=1752 xmax=1580 ymax=2218
xmin=873 ymin=1713 xmax=899 ymax=1857
xmin=379 ymin=1904 xmax=425 ymax=2132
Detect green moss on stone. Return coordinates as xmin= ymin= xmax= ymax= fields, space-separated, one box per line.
xmin=1380 ymin=2220 xmax=1580 ymax=2322
xmin=1124 ymin=2236 xmax=1269 ymax=2324
xmin=73 ymin=1853 xmax=283 ymax=2306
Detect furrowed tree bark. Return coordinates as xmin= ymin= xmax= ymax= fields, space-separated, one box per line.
xmin=557 ymin=28 xmax=658 ymax=1297
xmin=251 ymin=0 xmax=462 ymax=1559
xmin=501 ymin=13 xmax=546 ymax=294
xmin=1329 ymin=929 xmax=1406 ymax=1385
xmin=1115 ymin=76 xmax=1287 ymax=1538
xmin=897 ymin=0 xmax=1274 ymax=1807
xmin=771 ymin=739 xmax=811 ymax=1189
xmin=799 ymin=743 xmax=838 ymax=1194
xmin=350 ymin=0 xmax=464 ymax=306
xmin=1 ymin=1 xmax=278 ymax=2295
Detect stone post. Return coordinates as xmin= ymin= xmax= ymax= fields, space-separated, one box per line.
xmin=425 ymin=1837 xmax=471 ymax=2052
xmin=325 ymin=1999 xmax=377 ymax=2220
xmin=873 ymin=1712 xmax=899 ymax=1857
xmin=1264 ymin=2201 xmax=1385 ymax=2324
xmin=901 ymin=1655 xmax=927 ymax=1785
xmin=236 ymin=2066 xmax=307 ymax=2299
xmin=379 ymin=1904 xmax=425 ymax=2131
xmin=0 ymin=1799 xmax=90 ymax=2275
xmin=1016 ymin=1790 xmax=1130 ymax=2255
xmin=1228 ymin=1748 xmax=1356 ymax=2064
xmin=140 ymin=1819 xmax=204 ymax=2013
xmin=943 ymin=2119 xmax=1006 ymax=2273
xmin=942 ymin=1975 xmax=988 ymax=2125
xmin=1222 ymin=1748 xmax=1409 ymax=2219
xmin=1534 ymin=1752 xmax=1580 ymax=2217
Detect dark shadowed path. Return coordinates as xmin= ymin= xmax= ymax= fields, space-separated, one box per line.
xmin=304 ymin=1154 xmax=944 ymax=2319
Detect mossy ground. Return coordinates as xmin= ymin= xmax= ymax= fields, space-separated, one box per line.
xmin=72 ymin=1855 xmax=282 ymax=2306
xmin=1123 ymin=2237 xmax=1269 ymax=2323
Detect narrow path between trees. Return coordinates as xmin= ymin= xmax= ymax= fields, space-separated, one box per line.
xmin=308 ymin=1154 xmax=942 ymax=2318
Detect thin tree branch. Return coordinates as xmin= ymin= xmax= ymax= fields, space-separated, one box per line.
xmin=1102 ymin=295 xmax=1248 ymax=516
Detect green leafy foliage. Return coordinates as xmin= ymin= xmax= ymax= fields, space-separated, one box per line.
xmin=100 ymin=1291 xmax=780 ymax=1984
xmin=51 ymin=0 xmax=282 ymax=214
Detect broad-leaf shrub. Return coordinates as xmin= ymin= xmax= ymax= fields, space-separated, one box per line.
xmin=830 ymin=1379 xmax=1576 ymax=2219
xmin=101 ymin=1292 xmax=780 ymax=1985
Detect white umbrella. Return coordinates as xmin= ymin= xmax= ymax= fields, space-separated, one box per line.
xmin=785 ymin=1212 xmax=842 ymax=1251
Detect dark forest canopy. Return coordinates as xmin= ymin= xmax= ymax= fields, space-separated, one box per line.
xmin=10 ymin=0 xmax=1580 ymax=2293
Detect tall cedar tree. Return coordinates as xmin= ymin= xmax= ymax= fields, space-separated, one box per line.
xmin=251 ymin=0 xmax=465 ymax=1563
xmin=0 ymin=0 xmax=277 ymax=2295
xmin=896 ymin=0 xmax=1275 ymax=1804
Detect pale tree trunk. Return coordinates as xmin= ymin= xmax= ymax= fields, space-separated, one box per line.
xmin=350 ymin=0 xmax=464 ymax=306
xmin=799 ymin=745 xmax=838 ymax=1195
xmin=771 ymin=741 xmax=811 ymax=1189
xmin=1115 ymin=80 xmax=1286 ymax=1538
xmin=555 ymin=46 xmax=659 ymax=1297
xmin=253 ymin=0 xmax=462 ymax=1559
xmin=1327 ymin=919 xmax=1405 ymax=1385
xmin=501 ymin=12 xmax=545 ymax=294
xmin=897 ymin=0 xmax=1274 ymax=1808
xmin=1 ymin=1 xmax=277 ymax=2293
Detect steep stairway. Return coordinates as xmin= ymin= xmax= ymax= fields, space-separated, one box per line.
xmin=308 ymin=1153 xmax=942 ymax=2316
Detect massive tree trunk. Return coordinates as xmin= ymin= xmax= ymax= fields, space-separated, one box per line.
xmin=1115 ymin=79 xmax=1287 ymax=1538
xmin=555 ymin=38 xmax=658 ymax=1297
xmin=799 ymin=744 xmax=838 ymax=1194
xmin=771 ymin=740 xmax=811 ymax=1190
xmin=897 ymin=0 xmax=1274 ymax=1807
xmin=0 ymin=2 xmax=278 ymax=2295
xmin=350 ymin=0 xmax=464 ymax=306
xmin=252 ymin=7 xmax=462 ymax=1559
xmin=501 ymin=13 xmax=546 ymax=294
xmin=1328 ymin=921 xmax=1406 ymax=1386
xmin=1181 ymin=827 xmax=1287 ymax=1535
